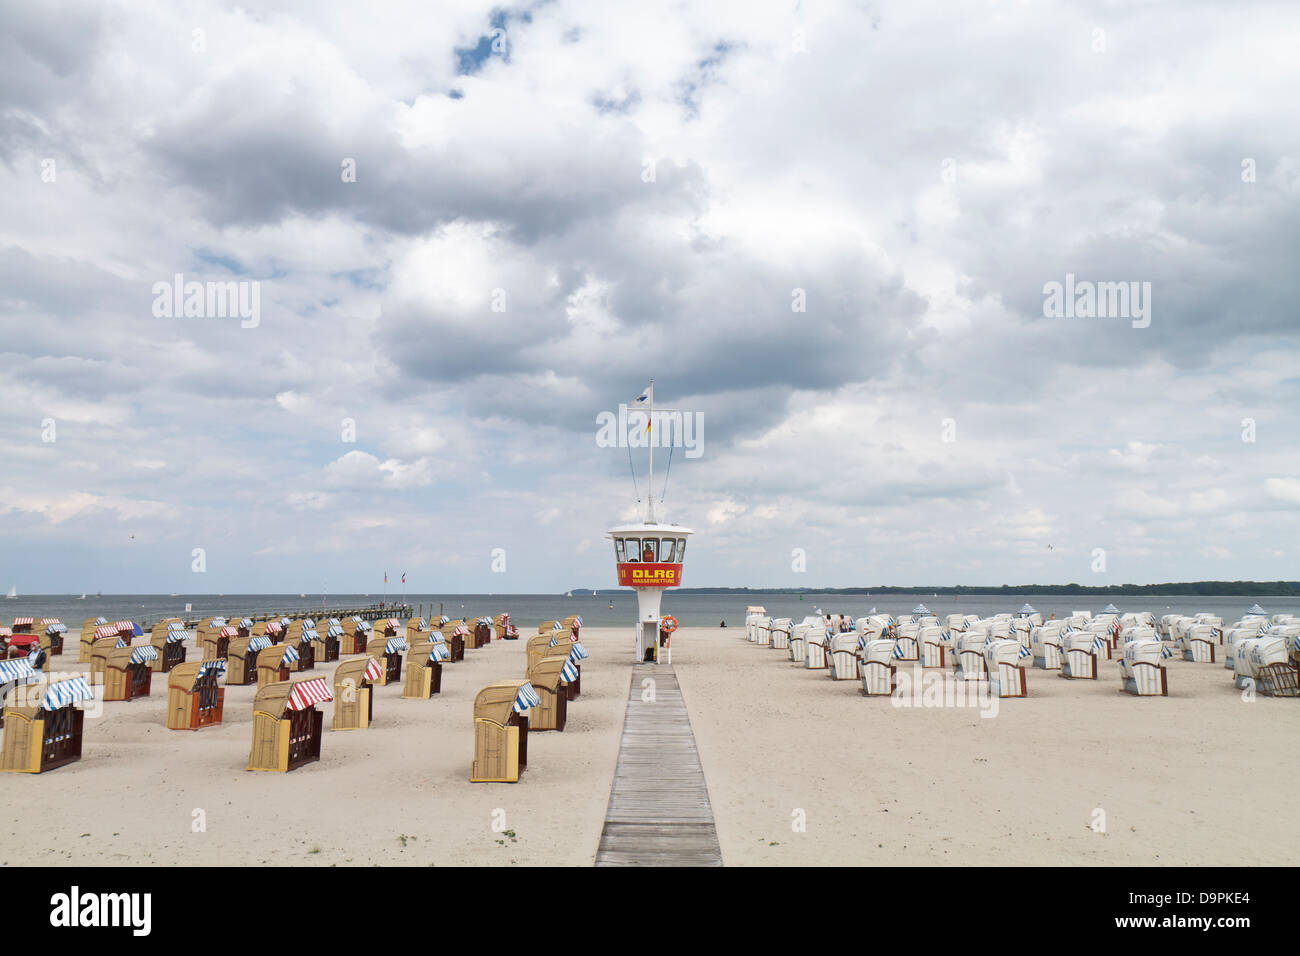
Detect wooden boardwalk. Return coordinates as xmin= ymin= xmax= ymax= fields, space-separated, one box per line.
xmin=594 ymin=664 xmax=723 ymax=866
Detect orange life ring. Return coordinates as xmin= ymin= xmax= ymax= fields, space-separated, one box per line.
xmin=660 ymin=615 xmax=678 ymax=634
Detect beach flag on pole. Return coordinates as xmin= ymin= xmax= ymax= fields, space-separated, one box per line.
xmin=632 ymin=383 xmax=653 ymax=433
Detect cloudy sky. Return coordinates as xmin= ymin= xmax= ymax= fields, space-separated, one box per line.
xmin=2 ymin=0 xmax=1297 ymax=594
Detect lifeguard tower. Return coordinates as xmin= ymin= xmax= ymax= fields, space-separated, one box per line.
xmin=606 ymin=381 xmax=693 ymax=664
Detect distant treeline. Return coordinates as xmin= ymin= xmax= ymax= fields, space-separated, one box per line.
xmin=574 ymin=581 xmax=1300 ymax=597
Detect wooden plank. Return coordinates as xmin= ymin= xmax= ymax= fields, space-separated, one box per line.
xmin=594 ymin=664 xmax=723 ymax=866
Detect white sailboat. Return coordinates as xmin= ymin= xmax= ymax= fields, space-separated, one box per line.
xmin=5 ymin=583 xmax=16 ymax=599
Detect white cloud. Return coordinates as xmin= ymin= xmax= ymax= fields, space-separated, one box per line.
xmin=324 ymin=451 xmax=433 ymax=489
xmin=1264 ymin=477 xmax=1300 ymax=506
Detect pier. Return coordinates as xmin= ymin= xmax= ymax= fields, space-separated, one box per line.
xmin=594 ymin=663 xmax=723 ymax=866
xmin=170 ymin=605 xmax=415 ymax=629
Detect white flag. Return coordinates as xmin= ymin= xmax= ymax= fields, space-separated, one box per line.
xmin=631 ymin=383 xmax=653 ymax=407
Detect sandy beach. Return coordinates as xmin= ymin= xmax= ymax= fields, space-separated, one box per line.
xmin=4 ymin=623 xmax=1298 ymax=866
xmin=0 ymin=625 xmax=628 ymax=867
xmin=676 ymin=626 xmax=1300 ymax=866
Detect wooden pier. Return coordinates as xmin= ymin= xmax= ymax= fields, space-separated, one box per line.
xmin=594 ymin=664 xmax=723 ymax=867
xmin=171 ymin=605 xmax=415 ymax=629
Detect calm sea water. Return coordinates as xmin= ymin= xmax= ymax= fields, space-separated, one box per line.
xmin=3 ymin=592 xmax=1294 ymax=630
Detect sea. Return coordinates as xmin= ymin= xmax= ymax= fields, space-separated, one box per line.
xmin=3 ymin=592 xmax=1295 ymax=630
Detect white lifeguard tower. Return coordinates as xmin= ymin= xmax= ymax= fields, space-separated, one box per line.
xmin=606 ymin=381 xmax=693 ymax=664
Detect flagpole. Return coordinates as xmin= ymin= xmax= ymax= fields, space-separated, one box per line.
xmin=647 ymin=378 xmax=655 ymax=524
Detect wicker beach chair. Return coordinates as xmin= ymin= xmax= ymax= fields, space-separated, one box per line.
xmin=805 ymin=627 xmax=829 ymax=669
xmin=366 ymin=635 xmax=406 ymax=686
xmin=166 ymin=660 xmax=225 ymax=730
xmin=859 ymin=638 xmax=897 ymax=696
xmin=1061 ymin=630 xmax=1104 ymax=680
xmin=332 ymin=657 xmax=383 ymax=730
xmin=893 ymin=622 xmax=920 ymax=662
xmin=247 ymin=677 xmax=331 ymax=772
xmin=1180 ymin=623 xmax=1220 ymax=663
xmin=827 ymin=632 xmax=859 ymax=679
xmin=1120 ymin=639 xmax=1171 ymax=696
xmin=984 ymin=638 xmax=1029 ymax=698
xmin=103 ymin=644 xmax=156 ymax=701
xmin=1031 ymin=621 xmax=1067 ymax=670
xmin=403 ymin=640 xmax=450 ymax=698
xmin=470 ymin=681 xmax=536 ymax=783
xmin=954 ymin=631 xmax=988 ymax=680
xmin=920 ymin=625 xmax=948 ymax=668
xmin=525 ymin=656 xmax=568 ymax=732
xmin=1 ymin=678 xmax=93 ymax=773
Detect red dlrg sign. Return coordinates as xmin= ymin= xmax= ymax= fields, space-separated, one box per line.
xmin=616 ymin=563 xmax=683 ymax=588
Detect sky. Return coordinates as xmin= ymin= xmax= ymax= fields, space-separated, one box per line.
xmin=1 ymin=0 xmax=1298 ymax=594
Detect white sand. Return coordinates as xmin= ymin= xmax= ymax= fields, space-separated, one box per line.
xmin=675 ymin=626 xmax=1300 ymax=865
xmin=0 ymin=626 xmax=628 ymax=866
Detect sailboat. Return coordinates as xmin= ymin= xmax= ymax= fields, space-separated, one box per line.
xmin=79 ymin=593 xmax=87 ymax=600
xmin=5 ymin=583 xmax=16 ymax=599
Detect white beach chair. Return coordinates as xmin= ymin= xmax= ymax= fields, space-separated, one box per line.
xmin=868 ymin=614 xmax=895 ymax=636
xmin=1159 ymin=614 xmax=1184 ymax=640
xmin=1031 ymin=621 xmax=1067 ymax=671
xmin=984 ymin=638 xmax=1029 ymax=698
xmin=1181 ymin=623 xmax=1220 ymax=663
xmin=1167 ymin=616 xmax=1194 ymax=644
xmin=1232 ymin=633 xmax=1296 ymax=694
xmin=893 ymin=622 xmax=920 ymax=661
xmin=1061 ymin=630 xmax=1104 ymax=680
xmin=805 ymin=628 xmax=828 ymax=669
xmin=1119 ymin=639 xmax=1171 ymax=696
xmin=854 ymin=617 xmax=882 ymax=641
xmin=827 ymin=633 xmax=859 ymax=680
xmin=945 ymin=613 xmax=967 ymax=632
xmin=920 ymin=625 xmax=948 ymax=668
xmin=1224 ymin=624 xmax=1265 ymax=671
xmin=1093 ymin=613 xmax=1118 ymax=636
xmin=859 ymin=638 xmax=897 ymax=696
xmin=954 ymin=632 xmax=987 ymax=680
xmin=1086 ymin=621 xmax=1118 ymax=657
xmin=755 ymin=617 xmax=774 ymax=647
xmin=986 ymin=620 xmax=1012 ymax=640
xmin=790 ymin=621 xmax=815 ymax=663
xmin=770 ymin=618 xmax=793 ymax=650
xmin=1119 ymin=625 xmax=1159 ymax=646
